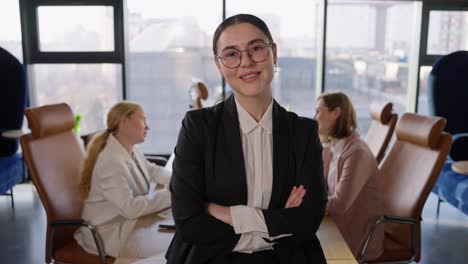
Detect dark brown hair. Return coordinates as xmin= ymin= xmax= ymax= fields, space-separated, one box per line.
xmin=212 ymin=14 xmax=274 ymax=55
xmin=317 ymin=92 xmax=357 ymax=139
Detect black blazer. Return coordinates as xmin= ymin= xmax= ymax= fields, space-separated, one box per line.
xmin=166 ymin=95 xmax=328 ymax=264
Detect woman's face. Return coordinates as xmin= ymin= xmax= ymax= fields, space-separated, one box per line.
xmin=315 ymin=99 xmax=340 ymax=137
xmin=215 ymin=23 xmax=277 ymax=100
xmin=119 ymin=107 xmax=149 ymax=144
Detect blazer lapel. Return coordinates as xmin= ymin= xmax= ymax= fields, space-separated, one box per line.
xmin=133 ymin=152 xmax=151 ymax=190
xmin=269 ymin=100 xmax=290 ymax=209
xmin=127 ymin=160 xmax=149 ymax=195
xmin=221 ymin=95 xmax=248 ymax=204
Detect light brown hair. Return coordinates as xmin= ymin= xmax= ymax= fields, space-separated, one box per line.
xmin=317 ymin=92 xmax=357 ymax=139
xmin=80 ymin=101 xmax=141 ymax=198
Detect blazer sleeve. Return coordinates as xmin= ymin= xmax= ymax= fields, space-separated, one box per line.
xmin=327 ymin=148 xmax=376 ymax=214
xmin=94 ymin=156 xmax=171 ymax=220
xmin=144 ymin=156 xmax=172 ymax=185
xmin=262 ymin=121 xmax=328 ymax=242
xmin=170 ymin=111 xmax=240 ymax=251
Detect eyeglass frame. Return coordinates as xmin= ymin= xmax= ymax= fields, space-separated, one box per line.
xmin=214 ymin=41 xmax=276 ymax=69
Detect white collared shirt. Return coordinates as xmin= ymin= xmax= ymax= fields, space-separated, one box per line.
xmin=229 ymin=98 xmax=288 ymax=253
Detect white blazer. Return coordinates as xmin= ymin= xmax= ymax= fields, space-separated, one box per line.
xmin=74 ymin=134 xmax=171 ymax=257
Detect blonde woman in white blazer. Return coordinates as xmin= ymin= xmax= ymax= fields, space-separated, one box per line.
xmin=74 ymin=101 xmax=171 ymax=264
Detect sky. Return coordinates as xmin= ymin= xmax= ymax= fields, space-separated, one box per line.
xmin=0 ymin=0 xmax=21 ymax=40
xmin=128 ymin=0 xmax=320 ymax=38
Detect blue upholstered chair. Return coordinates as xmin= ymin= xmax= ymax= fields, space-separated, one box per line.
xmin=428 ymin=50 xmax=468 ymax=215
xmin=0 ymin=47 xmax=28 ymax=208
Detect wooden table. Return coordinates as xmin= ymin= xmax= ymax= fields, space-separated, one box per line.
xmin=154 ymin=215 xmax=357 ymax=263
xmin=317 ymin=216 xmax=357 ymax=263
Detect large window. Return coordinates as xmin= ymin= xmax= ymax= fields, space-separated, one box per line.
xmin=37 ymin=6 xmax=114 ymax=52
xmin=325 ymin=0 xmax=419 ymax=133
xmin=29 ymin=64 xmax=121 ymax=134
xmin=427 ymin=10 xmax=468 ymax=55
xmin=417 ymin=9 xmax=468 ymax=115
xmin=126 ymin=0 xmax=221 ymax=153
xmin=0 ymin=0 xmax=22 ymax=61
xmin=22 ymin=1 xmax=124 ymax=138
xmin=227 ymin=0 xmax=320 ymax=118
xmin=14 ymin=0 xmax=467 ymax=155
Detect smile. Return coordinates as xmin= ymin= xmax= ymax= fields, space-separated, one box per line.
xmin=240 ymin=72 xmax=260 ymax=81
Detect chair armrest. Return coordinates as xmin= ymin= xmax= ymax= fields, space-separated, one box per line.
xmin=49 ymin=219 xmax=107 ymax=264
xmin=359 ymin=215 xmax=419 ymax=262
xmin=145 ymin=155 xmax=168 ymax=166
xmin=449 ymin=133 xmax=468 ymax=162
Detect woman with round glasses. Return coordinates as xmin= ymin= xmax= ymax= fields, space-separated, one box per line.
xmin=166 ymin=14 xmax=327 ymax=264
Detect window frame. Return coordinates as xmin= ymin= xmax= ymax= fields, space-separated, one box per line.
xmin=20 ymin=0 xmax=124 ymax=64
xmin=414 ymin=0 xmax=468 ymax=112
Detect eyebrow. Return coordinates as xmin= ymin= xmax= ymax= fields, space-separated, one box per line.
xmin=220 ymin=38 xmax=267 ymax=52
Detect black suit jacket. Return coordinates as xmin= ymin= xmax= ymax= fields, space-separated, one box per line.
xmin=166 ymin=95 xmax=328 ymax=264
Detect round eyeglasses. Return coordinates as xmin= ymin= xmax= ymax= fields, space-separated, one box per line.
xmin=215 ymin=42 xmax=275 ymax=69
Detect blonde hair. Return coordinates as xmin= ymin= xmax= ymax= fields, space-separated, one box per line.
xmin=80 ymin=101 xmax=142 ymax=198
xmin=317 ymin=92 xmax=357 ymax=140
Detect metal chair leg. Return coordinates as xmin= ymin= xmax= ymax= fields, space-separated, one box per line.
xmin=436 ymin=197 xmax=442 ymax=217
xmin=3 ymin=188 xmax=15 ymax=209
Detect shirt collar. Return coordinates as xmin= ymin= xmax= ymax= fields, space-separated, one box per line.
xmin=235 ymin=97 xmax=273 ymax=135
xmin=330 ymin=136 xmax=347 ymax=156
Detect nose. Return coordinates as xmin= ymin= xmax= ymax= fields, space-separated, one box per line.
xmin=239 ymin=50 xmax=254 ymax=67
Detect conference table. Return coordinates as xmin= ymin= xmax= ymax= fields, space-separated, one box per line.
xmin=317 ymin=216 xmax=358 ymax=264
xmin=150 ymin=215 xmax=357 ymax=264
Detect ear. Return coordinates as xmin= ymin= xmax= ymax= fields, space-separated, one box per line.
xmin=119 ymin=115 xmax=128 ymax=128
xmin=332 ymin=107 xmax=342 ymax=120
xmin=272 ymin=43 xmax=278 ymax=65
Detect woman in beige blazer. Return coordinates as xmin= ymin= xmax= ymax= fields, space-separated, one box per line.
xmin=74 ymin=101 xmax=171 ymax=264
xmin=315 ymin=92 xmax=383 ymax=260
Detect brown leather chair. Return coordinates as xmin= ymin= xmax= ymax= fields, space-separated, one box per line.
xmin=190 ymin=81 xmax=208 ymax=109
xmin=20 ymin=103 xmax=114 ymax=264
xmin=360 ymin=113 xmax=452 ymax=263
xmin=80 ymin=130 xmax=101 ymax=149
xmin=364 ymin=102 xmax=398 ymax=164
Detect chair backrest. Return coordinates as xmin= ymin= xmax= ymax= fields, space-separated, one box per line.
xmin=428 ymin=50 xmax=468 ymax=135
xmin=190 ymin=81 xmax=208 ymax=109
xmin=380 ymin=113 xmax=451 ymax=218
xmin=20 ymin=103 xmax=84 ymax=262
xmin=378 ymin=113 xmax=451 ymax=261
xmin=364 ymin=102 xmax=398 ymax=164
xmin=0 ymin=47 xmax=27 ymax=157
xmin=81 ymin=130 xmax=103 ymax=149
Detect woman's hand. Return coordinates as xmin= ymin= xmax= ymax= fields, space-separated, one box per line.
xmin=206 ymin=203 xmax=233 ymax=225
xmin=285 ymin=185 xmax=306 ymax=208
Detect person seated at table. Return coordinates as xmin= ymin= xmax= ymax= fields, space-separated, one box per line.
xmin=315 ymin=92 xmax=383 ymax=260
xmin=74 ymin=101 xmax=172 ymax=263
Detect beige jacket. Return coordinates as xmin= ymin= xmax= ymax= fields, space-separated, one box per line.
xmin=323 ymin=131 xmax=384 ymax=260
xmin=74 ymin=135 xmax=171 ymax=257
